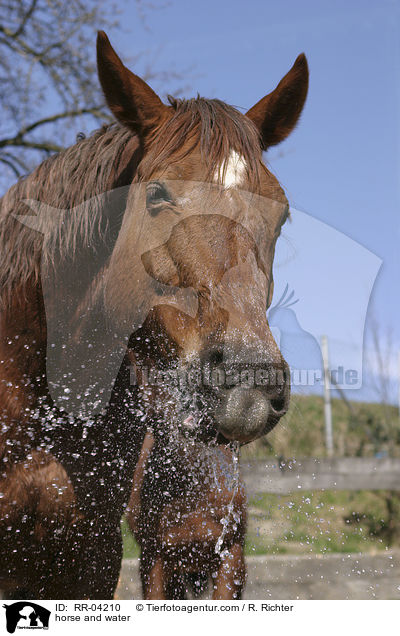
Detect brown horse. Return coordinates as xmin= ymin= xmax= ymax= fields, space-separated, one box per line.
xmin=126 ymin=431 xmax=247 ymax=599
xmin=0 ymin=31 xmax=308 ymax=598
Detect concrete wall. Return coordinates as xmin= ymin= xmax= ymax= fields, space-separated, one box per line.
xmin=242 ymin=457 xmax=400 ymax=494
xmin=117 ymin=550 xmax=400 ymax=600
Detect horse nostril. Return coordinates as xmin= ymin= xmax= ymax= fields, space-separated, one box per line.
xmin=201 ymin=346 xmax=225 ymax=369
xmin=270 ymin=396 xmax=287 ymax=415
xmin=269 ymin=364 xmax=290 ymax=416
xmin=208 ymin=348 xmax=224 ymax=366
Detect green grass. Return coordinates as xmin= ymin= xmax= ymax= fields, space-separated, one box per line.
xmin=122 ymin=489 xmax=398 ymax=559
xmin=245 ymin=490 xmax=392 ymax=556
xmin=241 ymin=394 xmax=399 ymax=460
xmin=121 ymin=395 xmax=400 ymax=560
xmin=121 ymin=518 xmax=140 ymax=559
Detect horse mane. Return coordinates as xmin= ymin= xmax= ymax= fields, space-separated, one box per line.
xmin=0 ymin=97 xmax=263 ymax=306
xmin=0 ymin=124 xmax=136 ymax=305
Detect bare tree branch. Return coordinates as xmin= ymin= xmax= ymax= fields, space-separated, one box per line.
xmin=0 ymin=0 xmax=120 ymax=186
xmin=0 ymin=155 xmax=23 ymax=177
xmin=12 ymin=0 xmax=38 ymax=38
xmin=0 ymin=1 xmax=189 ymax=190
xmin=0 ymin=107 xmax=108 ymax=147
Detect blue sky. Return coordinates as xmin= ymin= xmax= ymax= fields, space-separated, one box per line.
xmin=106 ymin=0 xmax=399 ymax=402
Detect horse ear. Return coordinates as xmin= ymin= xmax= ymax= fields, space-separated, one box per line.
xmin=246 ymin=54 xmax=309 ymax=149
xmin=96 ymin=31 xmax=169 ymax=137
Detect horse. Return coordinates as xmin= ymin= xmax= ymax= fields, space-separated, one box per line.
xmin=0 ymin=30 xmax=308 ymax=599
xmin=126 ymin=431 xmax=247 ymax=599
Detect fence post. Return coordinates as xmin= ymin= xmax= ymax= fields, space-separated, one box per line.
xmin=321 ymin=335 xmax=334 ymax=457
xmin=398 ymin=350 xmax=400 ymax=422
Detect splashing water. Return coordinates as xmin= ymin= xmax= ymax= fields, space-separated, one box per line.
xmin=214 ymin=441 xmax=240 ymax=556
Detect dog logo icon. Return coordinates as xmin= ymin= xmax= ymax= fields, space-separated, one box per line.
xmin=3 ymin=602 xmax=50 ymax=633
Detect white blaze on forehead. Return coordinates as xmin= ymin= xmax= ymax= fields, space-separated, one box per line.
xmin=214 ymin=149 xmax=247 ymax=188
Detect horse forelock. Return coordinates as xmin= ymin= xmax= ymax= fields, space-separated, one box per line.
xmin=139 ymin=96 xmax=263 ymax=187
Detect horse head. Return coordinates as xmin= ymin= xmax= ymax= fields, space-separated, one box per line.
xmin=97 ymin=32 xmax=309 ymax=444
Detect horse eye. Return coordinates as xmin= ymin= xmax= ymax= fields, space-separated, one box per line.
xmin=146 ymin=181 xmax=173 ymax=210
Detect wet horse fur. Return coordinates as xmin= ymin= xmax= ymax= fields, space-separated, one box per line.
xmin=0 ymin=31 xmax=308 ymax=598
xmin=126 ymin=432 xmax=246 ymax=599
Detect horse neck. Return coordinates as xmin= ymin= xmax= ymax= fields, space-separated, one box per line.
xmin=0 ymin=280 xmax=47 ymax=458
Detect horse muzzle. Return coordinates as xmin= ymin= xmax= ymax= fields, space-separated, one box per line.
xmin=175 ymin=341 xmax=291 ymax=443
xmin=214 ymin=383 xmax=289 ymax=444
